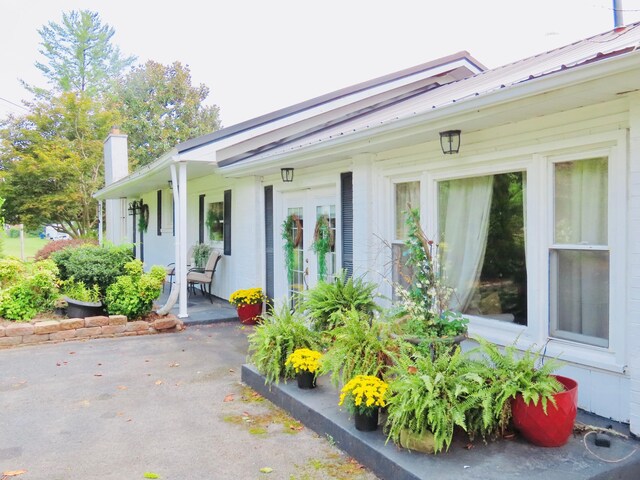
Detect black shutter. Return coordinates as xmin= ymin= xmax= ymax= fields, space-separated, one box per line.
xmin=157 ymin=190 xmax=162 ymax=236
xmin=223 ymin=189 xmax=232 ymax=255
xmin=264 ymin=186 xmax=274 ymax=308
xmin=341 ymin=172 xmax=353 ymax=277
xmin=198 ymin=194 xmax=206 ymax=244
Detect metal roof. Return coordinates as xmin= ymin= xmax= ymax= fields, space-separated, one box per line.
xmin=220 ymin=22 xmax=640 ymax=166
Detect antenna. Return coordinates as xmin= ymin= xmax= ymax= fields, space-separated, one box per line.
xmin=613 ymin=0 xmax=625 ymax=31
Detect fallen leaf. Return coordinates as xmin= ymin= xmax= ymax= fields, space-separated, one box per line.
xmin=464 ymin=443 xmax=474 ymax=450
xmin=228 ymin=368 xmax=235 ymax=373
xmin=2 ymin=470 xmax=27 ymax=477
xmin=407 ymin=366 xmax=418 ymax=374
xmin=56 ymin=362 xmax=61 ymax=366
xmin=223 ymin=394 xmax=234 ymax=402
xmin=289 ymin=424 xmax=303 ymax=431
xmin=155 ymin=380 xmax=163 ymax=385
xmin=117 ymin=386 xmax=128 ymax=390
xmin=259 ymin=467 xmax=273 ymax=474
xmin=69 ymin=351 xmax=76 ymax=355
xmin=168 ymin=363 xmax=179 ymax=367
xmin=97 ymin=363 xmax=102 ymax=366
xmin=94 ymin=373 xmax=102 ymax=377
xmin=143 ymin=473 xmax=159 ymax=479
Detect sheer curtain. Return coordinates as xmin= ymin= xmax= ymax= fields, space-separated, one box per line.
xmin=553 ymin=158 xmax=608 ymax=342
xmin=440 ymin=175 xmax=494 ymax=312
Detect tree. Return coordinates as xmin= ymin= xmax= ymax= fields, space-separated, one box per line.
xmin=0 ymin=92 xmax=116 ymax=237
xmin=32 ymin=10 xmax=135 ymax=97
xmin=114 ymin=61 xmax=221 ymax=169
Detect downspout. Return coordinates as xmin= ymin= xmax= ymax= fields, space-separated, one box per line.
xmin=157 ymin=162 xmax=184 ymax=316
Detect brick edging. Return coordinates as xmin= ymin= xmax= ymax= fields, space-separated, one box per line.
xmin=0 ymin=314 xmax=184 ymax=349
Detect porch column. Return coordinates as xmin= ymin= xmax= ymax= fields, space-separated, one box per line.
xmin=177 ymin=162 xmax=189 ymax=318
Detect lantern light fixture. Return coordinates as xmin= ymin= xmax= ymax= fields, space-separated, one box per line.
xmin=281 ymin=167 xmax=294 ymax=183
xmin=439 ymin=130 xmax=461 ymax=154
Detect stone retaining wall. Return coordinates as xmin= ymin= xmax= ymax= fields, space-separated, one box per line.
xmin=0 ymin=314 xmax=183 ymax=349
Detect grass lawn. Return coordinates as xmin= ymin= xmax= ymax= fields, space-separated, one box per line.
xmin=2 ymin=235 xmax=49 ymax=260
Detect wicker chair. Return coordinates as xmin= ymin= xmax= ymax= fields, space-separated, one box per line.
xmin=186 ymin=251 xmax=222 ymax=303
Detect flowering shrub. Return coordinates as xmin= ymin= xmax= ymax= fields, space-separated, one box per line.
xmin=339 ymin=375 xmax=388 ymax=415
xmin=229 ymin=287 xmax=265 ymax=307
xmin=285 ymin=348 xmax=322 ymax=374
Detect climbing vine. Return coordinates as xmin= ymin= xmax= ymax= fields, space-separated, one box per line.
xmin=311 ymin=214 xmax=334 ymax=281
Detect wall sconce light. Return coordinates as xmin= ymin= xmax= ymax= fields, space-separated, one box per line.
xmin=439 ymin=130 xmax=461 ymax=154
xmin=128 ymin=200 xmax=142 ymax=214
xmin=167 ymin=180 xmax=173 ymax=188
xmin=281 ymin=167 xmax=294 ymax=183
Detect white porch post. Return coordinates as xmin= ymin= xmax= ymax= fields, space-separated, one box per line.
xmin=177 ymin=162 xmax=189 ymax=318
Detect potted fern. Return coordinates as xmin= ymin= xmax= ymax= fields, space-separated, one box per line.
xmin=475 ymin=337 xmax=577 ymax=447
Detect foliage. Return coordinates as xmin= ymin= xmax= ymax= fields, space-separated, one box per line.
xmin=60 ymin=278 xmax=101 ymax=303
xmin=31 ymin=10 xmax=134 ymax=97
xmin=311 ymin=214 xmax=333 ymax=281
xmin=0 ymin=260 xmax=60 ymax=321
xmin=319 ymin=309 xmax=398 ymax=387
xmin=192 ymin=242 xmax=212 ymax=269
xmin=393 ymin=208 xmax=468 ymax=338
xmin=281 ymin=214 xmax=299 ymax=284
xmin=301 ymin=270 xmax=381 ymax=331
xmin=34 ymin=237 xmax=97 ymax=261
xmin=285 ymin=348 xmax=322 ymax=374
xmin=0 ymin=258 xmax=27 ymax=288
xmin=51 ymin=243 xmax=133 ymax=295
xmin=138 ymin=203 xmax=149 ymax=233
xmin=473 ymin=337 xmax=563 ymax=421
xmin=385 ymin=347 xmax=488 ymax=454
xmin=104 ymin=260 xmax=165 ymax=319
xmin=113 ymin=60 xmax=221 ymax=169
xmin=206 ymin=204 xmax=223 ymax=241
xmin=247 ymin=304 xmax=323 ymax=385
xmin=0 ymin=92 xmax=117 ymax=236
xmin=229 ymin=287 xmax=265 ymax=307
xmin=339 ymin=375 xmax=388 ymax=415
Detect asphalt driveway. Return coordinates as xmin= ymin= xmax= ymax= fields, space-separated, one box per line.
xmin=0 ymin=324 xmax=377 ymax=480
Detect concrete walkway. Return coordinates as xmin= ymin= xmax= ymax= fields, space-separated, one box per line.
xmin=0 ymin=323 xmax=378 ymax=480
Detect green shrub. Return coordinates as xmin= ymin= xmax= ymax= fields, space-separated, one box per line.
xmin=0 ymin=258 xmax=27 ymax=288
xmin=8 ymin=228 xmax=20 ymax=238
xmin=104 ymin=260 xmax=165 ymax=319
xmin=301 ymin=270 xmax=381 ymax=331
xmin=60 ymin=279 xmax=101 ymax=303
xmin=0 ymin=260 xmax=59 ymax=321
xmin=247 ymin=304 xmax=323 ymax=384
xmin=52 ymin=243 xmax=133 ymax=295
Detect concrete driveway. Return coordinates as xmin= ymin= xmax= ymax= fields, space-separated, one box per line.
xmin=0 ymin=324 xmax=377 ymax=480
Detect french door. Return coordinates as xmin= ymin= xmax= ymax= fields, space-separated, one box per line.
xmin=281 ymin=188 xmax=337 ymax=304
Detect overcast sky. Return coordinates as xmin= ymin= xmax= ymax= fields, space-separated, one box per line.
xmin=1 ymin=0 xmax=640 ymax=127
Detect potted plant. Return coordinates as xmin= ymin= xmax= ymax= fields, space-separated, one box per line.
xmin=247 ymin=304 xmax=323 ymax=384
xmin=285 ymin=348 xmax=322 ymax=389
xmin=339 ymin=374 xmax=388 ymax=431
xmin=475 ymin=337 xmax=576 ymax=447
xmin=60 ymin=278 xmax=104 ymax=318
xmin=229 ymin=287 xmax=266 ymax=324
xmin=192 ymin=243 xmax=213 ymax=269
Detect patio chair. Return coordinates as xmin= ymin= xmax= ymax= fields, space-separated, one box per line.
xmin=164 ymin=245 xmax=195 ymax=292
xmin=187 ymin=250 xmax=222 ymax=303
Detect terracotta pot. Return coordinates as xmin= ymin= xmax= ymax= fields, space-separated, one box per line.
xmin=237 ymin=303 xmax=262 ymax=325
xmin=511 ymin=375 xmax=578 ymax=447
xmin=354 ymin=409 xmax=379 ymax=432
xmin=296 ymin=370 xmax=316 ymax=389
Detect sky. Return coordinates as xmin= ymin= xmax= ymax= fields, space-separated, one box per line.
xmin=1 ymin=0 xmax=640 ymax=128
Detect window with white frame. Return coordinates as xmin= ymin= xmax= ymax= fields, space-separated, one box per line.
xmin=550 ymin=157 xmax=609 ymax=347
xmin=392 ymin=181 xmax=420 ymax=299
xmin=437 ymin=172 xmax=527 ymax=325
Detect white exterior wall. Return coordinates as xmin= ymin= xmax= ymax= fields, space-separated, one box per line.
xmin=103 ymin=133 xmax=129 ymax=245
xmin=358 ymin=98 xmax=632 ymax=424
xmin=628 ymin=93 xmax=640 ymax=436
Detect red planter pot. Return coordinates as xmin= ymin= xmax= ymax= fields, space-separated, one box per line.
xmin=511 ymin=375 xmax=578 ymax=447
xmin=237 ymin=303 xmax=263 ymax=325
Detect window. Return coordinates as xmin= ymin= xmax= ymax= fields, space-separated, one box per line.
xmin=550 ymin=157 xmax=608 ymax=347
xmin=438 ymin=172 xmax=527 ymax=325
xmin=392 ymin=181 xmax=420 ymax=299
xmin=207 ymin=201 xmax=224 ymax=242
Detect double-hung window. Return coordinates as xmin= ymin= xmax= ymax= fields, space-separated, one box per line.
xmin=392 ymin=181 xmax=420 ymax=299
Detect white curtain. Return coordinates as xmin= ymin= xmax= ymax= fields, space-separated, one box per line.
xmin=440 ymin=175 xmax=494 ymax=312
xmin=554 ymin=158 xmax=608 ymax=342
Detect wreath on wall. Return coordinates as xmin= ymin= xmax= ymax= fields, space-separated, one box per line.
xmin=138 ymin=203 xmax=149 ymax=233
xmin=311 ymin=214 xmax=334 ymax=281
xmin=281 ymin=214 xmax=303 ymax=283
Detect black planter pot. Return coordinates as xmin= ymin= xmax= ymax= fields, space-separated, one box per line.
xmin=354 ymin=409 xmax=379 ymax=432
xmin=296 ymin=370 xmax=317 ymax=389
xmin=64 ymin=296 xmax=104 ymax=318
